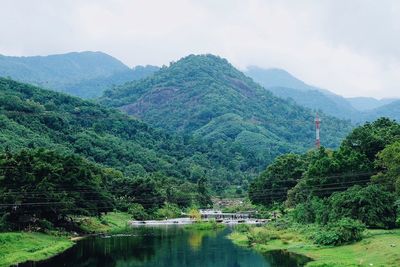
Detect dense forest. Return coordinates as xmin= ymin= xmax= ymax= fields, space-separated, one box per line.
xmin=100 ymin=55 xmax=352 ymax=181
xmin=249 ymin=118 xmax=400 ymax=242
xmin=0 ymin=77 xmax=219 ymax=230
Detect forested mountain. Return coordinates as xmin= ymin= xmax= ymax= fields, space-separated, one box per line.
xmin=362 ymin=100 xmax=400 ymax=122
xmin=245 ymin=67 xmax=318 ymax=92
xmin=245 ymin=66 xmax=400 ymax=123
xmin=100 ymin=54 xmax=353 ymax=177
xmin=245 ymin=66 xmax=359 ymax=120
xmin=347 ymin=97 xmax=398 ymax=111
xmin=0 ymin=51 xmax=159 ymax=98
xmin=64 ymin=65 xmax=159 ymax=98
xmin=0 ymin=77 xmax=247 ymax=197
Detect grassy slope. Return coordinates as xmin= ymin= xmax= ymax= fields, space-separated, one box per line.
xmin=75 ymin=212 xmax=132 ymax=233
xmin=229 ymin=229 xmax=400 ymax=267
xmin=0 ymin=212 xmax=132 ymax=267
xmin=0 ymin=232 xmax=73 ymax=267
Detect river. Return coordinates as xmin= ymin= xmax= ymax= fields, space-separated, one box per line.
xmin=19 ymin=227 xmax=311 ymax=267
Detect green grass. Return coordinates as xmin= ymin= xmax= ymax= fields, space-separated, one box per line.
xmin=74 ymin=212 xmax=132 ymax=234
xmin=0 ymin=212 xmax=132 ymax=267
xmin=229 ymin=228 xmax=400 ymax=267
xmin=0 ymin=232 xmax=73 ymax=267
xmin=184 ymin=221 xmax=226 ymax=231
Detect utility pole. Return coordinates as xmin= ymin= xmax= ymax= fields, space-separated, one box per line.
xmin=315 ymin=113 xmax=321 ymax=148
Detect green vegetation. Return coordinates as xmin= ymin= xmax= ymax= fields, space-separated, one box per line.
xmin=0 ymin=76 xmax=242 ymax=197
xmin=100 ymin=54 xmax=352 ymax=193
xmin=250 ymin=119 xmax=399 ymax=228
xmin=0 ymin=232 xmax=73 ymax=267
xmin=229 ymin=227 xmax=400 ymax=267
xmin=0 ymin=148 xmax=113 ymax=230
xmin=1 ymin=53 xmax=399 ymax=266
xmin=0 ymin=77 xmax=218 ymax=230
xmin=184 ymin=220 xmax=226 ymax=231
xmin=73 ymin=212 xmax=132 ymax=234
xmin=0 ymin=212 xmax=131 ymax=267
xmin=245 ymin=118 xmax=400 ymax=266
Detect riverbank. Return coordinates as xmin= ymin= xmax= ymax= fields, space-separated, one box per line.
xmin=0 ymin=212 xmax=132 ymax=267
xmin=0 ymin=232 xmax=73 ymax=267
xmin=228 ymin=227 xmax=400 ymax=267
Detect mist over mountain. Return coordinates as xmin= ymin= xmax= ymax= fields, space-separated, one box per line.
xmin=0 ymin=51 xmax=159 ymax=98
xmin=361 ymin=100 xmax=400 ymax=122
xmin=347 ymin=97 xmax=398 ymax=111
xmin=245 ymin=66 xmax=399 ymax=122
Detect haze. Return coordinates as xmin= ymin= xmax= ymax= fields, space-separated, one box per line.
xmin=1 ymin=0 xmax=399 ymax=98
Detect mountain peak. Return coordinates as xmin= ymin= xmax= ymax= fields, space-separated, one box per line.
xmin=100 ymin=54 xmax=351 ymax=160
xmin=169 ymin=54 xmax=234 ymax=73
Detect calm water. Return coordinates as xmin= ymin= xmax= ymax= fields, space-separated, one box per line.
xmin=20 ymin=227 xmax=311 ymax=267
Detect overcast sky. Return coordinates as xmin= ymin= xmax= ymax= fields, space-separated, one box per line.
xmin=1 ymin=0 xmax=399 ymax=98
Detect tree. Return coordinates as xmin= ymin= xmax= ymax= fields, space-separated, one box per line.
xmin=341 ymin=118 xmax=400 ymax=162
xmin=373 ymin=140 xmax=400 ymax=195
xmin=0 ymin=148 xmax=114 ymax=229
xmin=287 ymin=147 xmax=373 ymax=205
xmin=249 ymin=153 xmax=307 ymax=205
xmin=197 ymin=177 xmax=212 ymax=208
xmin=109 ymin=176 xmax=165 ymax=211
xmin=328 ymin=185 xmax=397 ymax=229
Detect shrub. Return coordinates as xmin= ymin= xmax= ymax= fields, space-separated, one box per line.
xmin=0 ymin=213 xmax=11 ymax=231
xmin=37 ymin=219 xmax=54 ymax=231
xmin=312 ymin=218 xmax=365 ymax=246
xmin=188 ymin=208 xmax=201 ymax=221
xmin=154 ymin=203 xmax=181 ymax=219
xmin=329 ymin=185 xmax=397 ymax=229
xmin=234 ymin=223 xmax=251 ymax=233
xmin=128 ymin=203 xmax=148 ymax=220
xmin=292 ymin=197 xmax=329 ymax=225
xmin=185 ymin=220 xmax=225 ymax=230
xmin=247 ymin=227 xmax=279 ymax=245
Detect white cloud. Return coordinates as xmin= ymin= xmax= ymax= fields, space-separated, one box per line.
xmin=0 ymin=0 xmax=399 ymax=98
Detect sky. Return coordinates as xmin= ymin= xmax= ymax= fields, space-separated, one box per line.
xmin=1 ymin=0 xmax=399 ymax=98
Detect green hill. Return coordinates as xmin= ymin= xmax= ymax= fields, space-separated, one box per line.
xmin=100 ymin=54 xmax=353 ymax=178
xmin=0 ymin=52 xmax=159 ymax=98
xmin=0 ymin=77 xmax=269 ymax=195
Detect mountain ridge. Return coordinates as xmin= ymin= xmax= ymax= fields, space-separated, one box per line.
xmin=0 ymin=51 xmax=159 ymax=98
xmin=100 ymin=54 xmax=353 ymax=175
xmin=245 ymin=66 xmax=399 ymax=122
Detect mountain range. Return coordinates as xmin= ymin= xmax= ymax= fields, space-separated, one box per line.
xmin=1 ymin=51 xmax=399 ymax=194
xmin=100 ymin=54 xmax=352 ymax=170
xmin=245 ymin=66 xmax=399 ymax=122
xmin=0 ymin=51 xmax=158 ymax=98
xmin=1 ymin=51 xmax=397 ymax=123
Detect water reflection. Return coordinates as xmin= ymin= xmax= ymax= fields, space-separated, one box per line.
xmin=19 ymin=227 xmax=311 ymax=267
